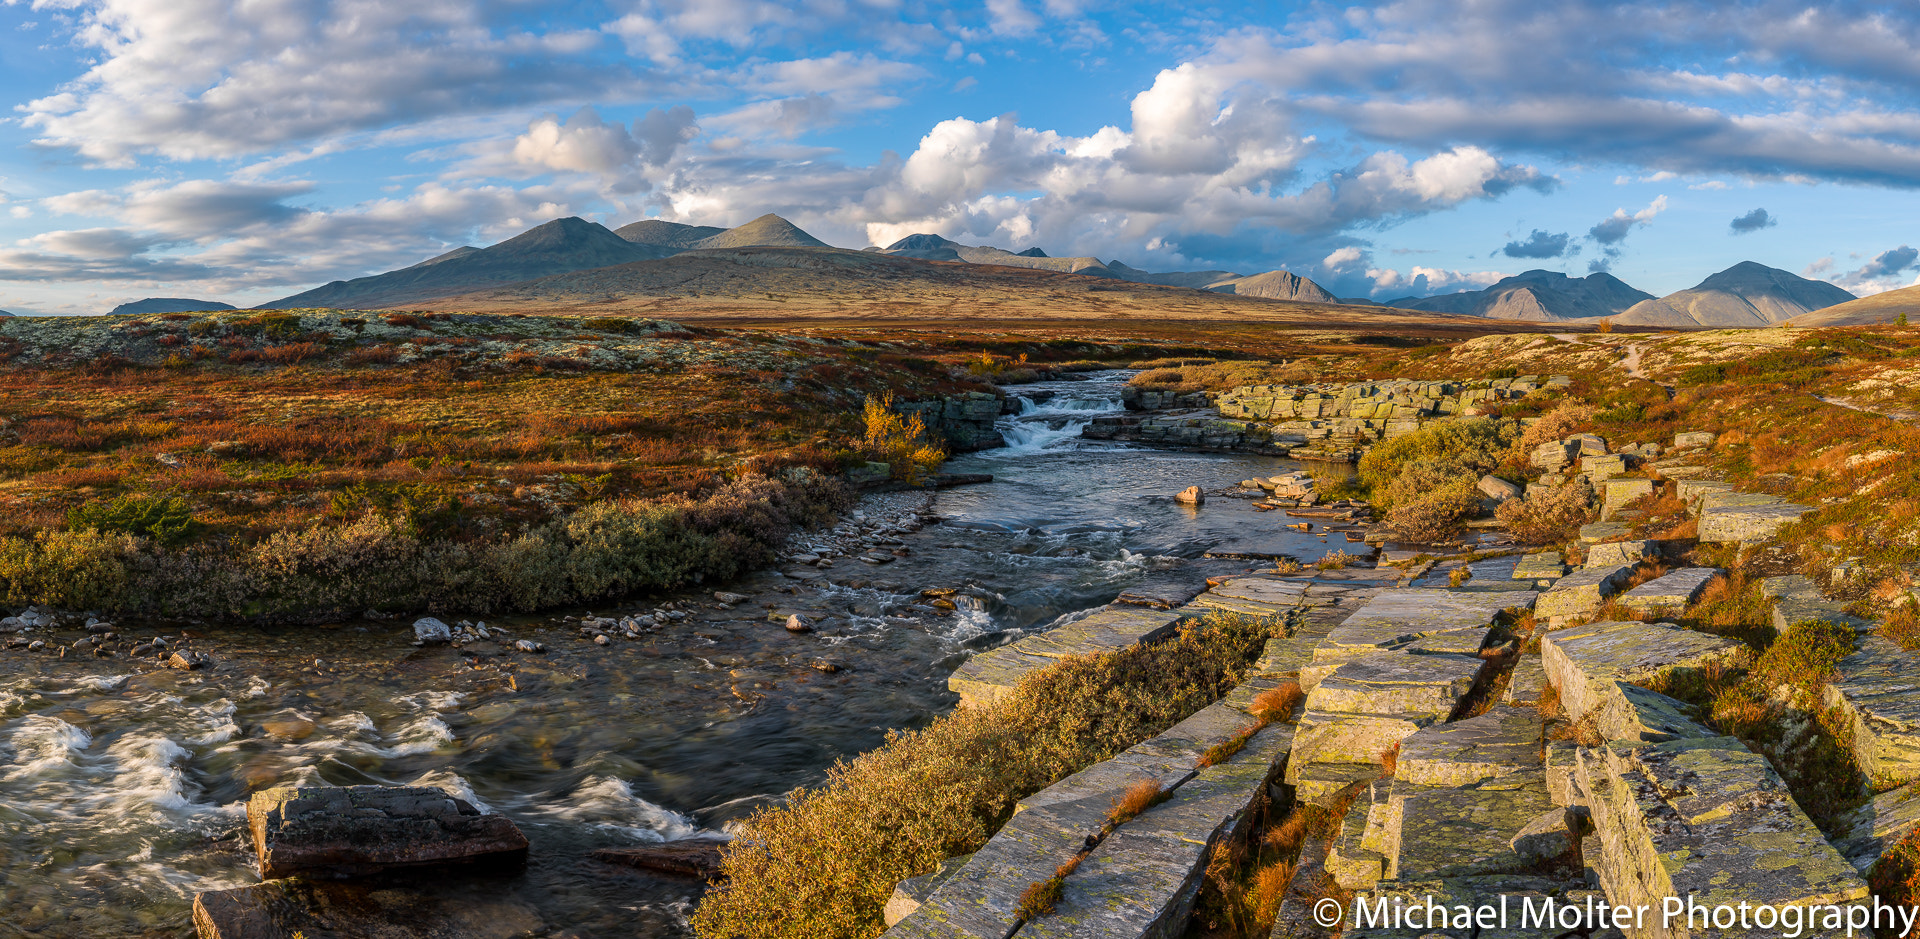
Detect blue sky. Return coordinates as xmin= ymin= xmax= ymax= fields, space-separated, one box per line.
xmin=1 ymin=0 xmax=1918 ymax=314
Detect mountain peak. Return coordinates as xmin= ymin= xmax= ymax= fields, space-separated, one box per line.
xmin=691 ymin=214 xmax=829 ymax=250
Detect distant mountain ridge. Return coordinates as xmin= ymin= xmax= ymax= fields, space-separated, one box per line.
xmin=874 ymin=233 xmax=1338 ymax=303
xmin=1388 ymin=270 xmax=1653 ymax=321
xmin=110 ymin=298 xmax=236 ymax=316
xmin=1612 ymin=261 xmax=1856 ymax=327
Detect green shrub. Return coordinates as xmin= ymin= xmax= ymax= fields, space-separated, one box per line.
xmin=66 ymin=493 xmax=198 ymax=546
xmin=582 ymin=317 xmax=634 ymax=333
xmin=1494 ymin=480 xmax=1595 ymax=544
xmin=1358 ymin=418 xmax=1520 ymax=504
xmin=1754 ymin=619 xmax=1855 ymax=692
xmin=691 ymin=610 xmax=1283 ymax=939
xmin=0 ymin=529 xmax=139 ymax=609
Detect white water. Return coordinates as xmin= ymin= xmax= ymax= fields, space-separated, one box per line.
xmin=985 ymin=371 xmax=1129 ymax=456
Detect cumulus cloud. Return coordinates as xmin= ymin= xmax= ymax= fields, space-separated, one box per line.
xmin=1502 ymin=230 xmax=1571 ymax=259
xmin=1859 ymin=245 xmax=1919 ymax=279
xmin=1588 ymin=195 xmax=1667 ymax=245
xmin=1729 ymin=207 xmax=1778 ymax=233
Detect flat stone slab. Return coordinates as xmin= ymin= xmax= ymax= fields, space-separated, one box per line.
xmin=1396 ymin=705 xmax=1543 ymax=788
xmin=192 ymin=879 xmax=545 ymax=939
xmin=1617 ymin=567 xmax=1722 ymax=612
xmin=1773 ymin=595 xmax=1866 ymax=635
xmin=1700 ymin=489 xmax=1787 ymax=510
xmin=1825 ymin=636 xmax=1920 ymax=785
xmin=1700 ymin=501 xmax=1812 ymax=544
xmin=1314 ymin=589 xmax=1523 ymax=665
xmin=948 ymin=607 xmax=1183 ymax=707
xmin=1834 ymin=782 xmax=1920 ymax=874
xmin=1502 ymin=654 xmax=1548 ymax=707
xmin=1576 ymin=736 xmax=1869 ymax=921
xmin=1577 ymin=522 xmax=1630 ymax=543
xmin=247 ymin=786 xmax=528 ymax=880
xmin=1304 ymin=653 xmax=1482 ymax=718
xmin=888 ymin=854 xmax=974 ymax=927
xmin=1600 ymin=478 xmax=1654 ymax=520
xmin=1014 ymin=724 xmax=1290 ymax=939
xmin=1511 ymin=552 xmax=1566 ymax=580
xmin=1388 ymin=775 xmax=1555 ymax=880
xmin=887 ymin=795 xmax=1113 ymax=939
xmin=1677 ymin=478 xmax=1732 ymax=506
xmin=1534 ymin=565 xmax=1631 ymax=622
xmin=1540 ymin=620 xmax=1745 ymax=738
xmin=1291 ymin=762 xmax=1385 ymax=807
xmin=1290 ymin=712 xmax=1428 ymax=781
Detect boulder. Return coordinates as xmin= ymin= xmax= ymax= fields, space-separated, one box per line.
xmin=784 ymin=613 xmax=813 ymax=633
xmin=1699 ymin=501 xmax=1812 ymax=544
xmin=1569 ymin=433 xmax=1607 ymax=456
xmin=1582 ymin=454 xmax=1627 ymax=481
xmin=1478 ymin=475 xmax=1523 ymax=502
xmin=1174 ymin=485 xmax=1205 ymax=505
xmin=1540 ymin=620 xmax=1746 ymax=737
xmin=1598 ymin=478 xmax=1653 ymax=520
xmin=1584 ymin=540 xmax=1653 ymax=569
xmin=167 ymin=650 xmax=212 ymax=670
xmin=1507 ymin=808 xmax=1575 ymax=865
xmin=1673 ymin=431 xmax=1717 ymax=450
xmin=593 ymin=840 xmax=726 ymax=879
xmin=1530 ymin=440 xmax=1575 ymax=471
xmin=248 ymin=785 xmax=529 ymax=880
xmin=413 ymin=617 xmax=452 ymax=645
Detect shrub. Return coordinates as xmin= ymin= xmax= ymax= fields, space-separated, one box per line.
xmin=582 ymin=317 xmax=635 ymax=333
xmin=1385 ymin=475 xmax=1483 ymax=542
xmin=861 ymin=395 xmax=946 ymax=485
xmin=690 ymin=610 xmax=1282 ymax=939
xmin=1358 ymin=418 xmax=1519 ymax=503
xmin=1495 ymin=480 xmax=1595 ymax=544
xmin=1509 ymin=401 xmax=1599 ymax=465
xmin=66 ymin=494 xmax=198 ymax=546
xmin=1754 ymin=619 xmax=1855 ymax=692
xmin=0 ymin=529 xmax=139 ymax=610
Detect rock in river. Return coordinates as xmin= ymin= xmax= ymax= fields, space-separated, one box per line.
xmin=193 ymin=877 xmax=545 ymax=939
xmin=413 ymin=617 xmax=452 ymax=645
xmin=1174 ymin=485 xmax=1205 ymax=506
xmin=248 ymin=785 xmax=529 ymax=880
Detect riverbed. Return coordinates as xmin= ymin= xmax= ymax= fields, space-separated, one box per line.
xmin=0 ymin=371 xmax=1342 ymax=938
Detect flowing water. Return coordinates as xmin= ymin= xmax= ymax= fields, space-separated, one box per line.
xmin=0 ymin=371 xmax=1340 ymax=938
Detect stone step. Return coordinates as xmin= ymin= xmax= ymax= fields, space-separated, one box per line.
xmin=1310 ymin=589 xmax=1527 ymax=671
xmin=1700 ymin=500 xmax=1812 ymax=544
xmin=1395 ymin=705 xmax=1543 ymax=788
xmin=1616 ymin=567 xmax=1722 ymax=613
xmin=1303 ymin=653 xmax=1483 ymax=718
xmin=1511 ymin=552 xmax=1567 ymax=581
xmin=1539 ymin=620 xmax=1745 ymax=740
xmin=1576 ymin=736 xmax=1869 ymax=924
xmin=1386 ymin=774 xmax=1555 ymax=880
xmin=948 ymin=606 xmax=1187 ymax=707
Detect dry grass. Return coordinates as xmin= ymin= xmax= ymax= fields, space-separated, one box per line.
xmin=1107 ymin=779 xmax=1168 ymax=826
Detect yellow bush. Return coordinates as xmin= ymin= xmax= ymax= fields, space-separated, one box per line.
xmin=862 ymin=395 xmax=946 ymax=484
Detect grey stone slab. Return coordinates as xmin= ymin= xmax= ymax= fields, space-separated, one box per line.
xmin=1503 ymin=654 xmax=1548 ymax=708
xmin=1535 ymin=565 xmax=1631 ymax=622
xmin=890 ymin=795 xmax=1113 ymax=939
xmin=1327 ymin=778 xmax=1390 ymax=891
xmin=1290 ymin=762 xmax=1383 ymax=807
xmin=1512 ymin=552 xmax=1566 ymax=580
xmin=1396 ymin=705 xmax=1544 ymax=788
xmin=947 ymin=607 xmax=1184 ymax=707
xmin=1575 ymin=736 xmax=1869 ymax=928
xmin=1700 ymin=501 xmax=1812 ymax=544
xmin=1255 ymin=637 xmax=1315 ymax=676
xmin=1826 ymin=636 xmax=1920 ymax=785
xmin=1304 ymin=653 xmax=1481 ymax=718
xmin=1834 ymin=781 xmax=1920 ymax=874
xmin=1388 ymin=774 xmax=1554 ymax=880
xmin=1773 ymin=595 xmax=1866 ymax=635
xmin=1577 ymin=522 xmax=1630 ymax=544
xmin=1315 ymin=589 xmax=1523 ymax=664
xmin=1584 ymin=540 xmax=1654 ymax=569
xmin=1540 ymin=620 xmax=1744 ymax=737
xmin=1760 ymin=574 xmax=1821 ymax=600
xmin=1289 ymin=712 xmax=1428 ymax=779
xmin=1676 ymin=478 xmax=1732 ymax=507
xmin=1402 ymin=630 xmax=1489 ymax=656
xmin=1618 ymin=567 xmax=1722 ymax=613
xmin=1015 ymin=749 xmax=1197 ymax=815
xmin=1700 ymin=489 xmax=1786 ymax=510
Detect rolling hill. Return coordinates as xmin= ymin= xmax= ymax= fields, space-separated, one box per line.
xmin=1779 ymin=283 xmax=1920 ymax=327
xmin=875 ymin=233 xmax=1337 ymax=301
xmin=1388 ymin=270 xmax=1653 ymax=321
xmin=1612 ymin=261 xmax=1855 ymax=328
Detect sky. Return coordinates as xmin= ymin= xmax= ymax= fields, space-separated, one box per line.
xmin=1 ymin=1 xmax=1919 ymax=315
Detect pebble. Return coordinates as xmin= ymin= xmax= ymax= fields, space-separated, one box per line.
xmin=784 ymin=614 xmax=813 ymax=634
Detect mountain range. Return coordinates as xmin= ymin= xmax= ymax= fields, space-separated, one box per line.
xmin=109 ymin=298 xmax=236 ymax=316
xmin=114 ymin=211 xmax=1852 ymax=328
xmin=872 ymin=234 xmax=1338 ymax=303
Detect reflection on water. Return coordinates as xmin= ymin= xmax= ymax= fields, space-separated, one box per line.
xmin=0 ymin=370 xmax=1341 ymax=937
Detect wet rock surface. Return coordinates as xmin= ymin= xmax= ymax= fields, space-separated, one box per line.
xmin=249 ymin=785 xmax=529 ymax=879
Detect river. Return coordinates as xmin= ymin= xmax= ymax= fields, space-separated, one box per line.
xmin=0 ymin=370 xmax=1339 ymax=938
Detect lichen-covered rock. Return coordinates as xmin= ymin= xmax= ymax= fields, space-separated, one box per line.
xmin=948 ymin=606 xmax=1184 ymax=707
xmin=247 ymin=785 xmax=528 ymax=880
xmin=1507 ymin=808 xmax=1575 ymax=865
xmin=1575 ymin=736 xmax=1869 ymax=930
xmin=1535 ymin=565 xmax=1631 ymax=622
xmin=1313 ymin=589 xmax=1524 ymax=668
xmin=1617 ymin=567 xmax=1722 ymax=613
xmin=1511 ymin=552 xmax=1566 ymax=581
xmin=1825 ymin=636 xmax=1920 ymax=786
xmin=1304 ymin=653 xmax=1483 ymax=718
xmin=412 ymin=617 xmax=452 ymax=644
xmin=1673 ymin=431 xmax=1716 ymax=450
xmin=1478 ymin=475 xmax=1523 ymax=502
xmin=1699 ymin=501 xmax=1812 ymax=544
xmin=1833 ymin=782 xmax=1920 ymax=874
xmin=886 ymin=854 xmax=975 ymax=927
xmin=1584 ymin=540 xmax=1654 ymax=569
xmin=1388 ymin=775 xmax=1555 ymax=880
xmin=1396 ymin=705 xmax=1542 ymax=788
xmin=1540 ymin=620 xmax=1745 ymax=738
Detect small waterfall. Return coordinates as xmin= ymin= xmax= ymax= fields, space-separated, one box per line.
xmin=991 ymin=372 xmax=1129 ymax=455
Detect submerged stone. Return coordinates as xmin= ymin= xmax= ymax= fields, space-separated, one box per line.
xmin=248 ymin=785 xmax=528 ymax=880
xmin=192 ymin=878 xmax=545 ymax=939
